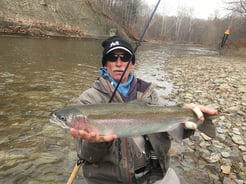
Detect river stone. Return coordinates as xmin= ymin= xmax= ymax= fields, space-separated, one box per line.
xmin=239 ymin=146 xmax=246 ymax=151
xmin=219 ymin=116 xmax=226 ymax=121
xmin=217 ymin=133 xmax=226 ymax=141
xmin=234 ymin=180 xmax=245 ymax=184
xmin=199 ymin=141 xmax=210 ymax=148
xmin=232 ymin=128 xmax=241 ymax=135
xmin=231 ymin=135 xmax=245 ymax=145
xmin=243 ymin=155 xmax=246 ymax=162
xmin=216 ymin=127 xmax=223 ymax=134
xmin=206 ymin=153 xmax=221 ymax=163
xmin=221 ymin=165 xmax=231 ymax=174
xmin=219 ymin=83 xmax=230 ymax=91
xmin=200 ymin=132 xmax=212 ymax=141
xmin=221 ymin=151 xmax=231 ymax=158
xmin=223 ymin=177 xmax=237 ymax=184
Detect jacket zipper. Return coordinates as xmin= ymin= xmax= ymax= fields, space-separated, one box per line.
xmin=124 ymin=138 xmax=132 ymax=184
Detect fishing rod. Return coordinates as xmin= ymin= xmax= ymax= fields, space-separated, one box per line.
xmin=108 ymin=0 xmax=161 ymax=103
xmin=67 ymin=1 xmax=161 ymax=183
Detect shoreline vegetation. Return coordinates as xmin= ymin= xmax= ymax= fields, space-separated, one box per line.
xmin=1 ymin=0 xmax=246 ymax=50
xmin=1 ymin=17 xmax=246 ymax=59
xmin=1 ymin=23 xmax=246 ymax=60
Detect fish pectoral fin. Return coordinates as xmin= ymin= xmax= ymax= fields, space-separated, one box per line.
xmin=168 ymin=124 xmax=184 ymax=142
xmin=129 ymin=100 xmax=149 ymax=105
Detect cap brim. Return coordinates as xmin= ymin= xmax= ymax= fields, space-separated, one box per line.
xmin=106 ymin=46 xmax=133 ymax=55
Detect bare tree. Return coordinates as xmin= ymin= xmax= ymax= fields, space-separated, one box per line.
xmin=225 ymin=0 xmax=246 ymax=17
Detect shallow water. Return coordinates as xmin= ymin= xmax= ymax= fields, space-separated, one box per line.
xmin=0 ymin=36 xmax=218 ymax=184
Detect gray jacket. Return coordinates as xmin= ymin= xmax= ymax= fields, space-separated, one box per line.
xmin=77 ymin=76 xmax=193 ymax=184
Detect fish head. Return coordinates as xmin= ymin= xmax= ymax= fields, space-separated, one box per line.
xmin=49 ymin=106 xmax=87 ymax=130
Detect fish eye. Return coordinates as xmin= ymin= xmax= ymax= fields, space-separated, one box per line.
xmin=59 ymin=115 xmax=66 ymax=121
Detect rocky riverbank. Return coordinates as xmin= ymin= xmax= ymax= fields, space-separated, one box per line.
xmin=0 ymin=1 xmax=121 ymax=39
xmin=164 ymin=54 xmax=246 ymax=183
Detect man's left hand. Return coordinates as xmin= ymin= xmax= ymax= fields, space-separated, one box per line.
xmin=184 ymin=103 xmax=218 ymax=129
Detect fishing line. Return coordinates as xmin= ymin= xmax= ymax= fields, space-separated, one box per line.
xmin=108 ymin=0 xmax=161 ymax=103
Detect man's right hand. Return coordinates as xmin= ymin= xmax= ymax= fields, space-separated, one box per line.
xmin=70 ymin=128 xmax=117 ymax=143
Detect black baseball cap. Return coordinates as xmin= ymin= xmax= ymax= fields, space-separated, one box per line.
xmin=101 ymin=36 xmax=135 ymax=66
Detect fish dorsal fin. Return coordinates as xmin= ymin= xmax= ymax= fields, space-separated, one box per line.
xmin=129 ymin=100 xmax=146 ymax=104
xmin=128 ymin=100 xmax=153 ymax=106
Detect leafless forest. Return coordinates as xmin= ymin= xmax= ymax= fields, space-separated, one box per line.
xmin=98 ymin=0 xmax=246 ymax=47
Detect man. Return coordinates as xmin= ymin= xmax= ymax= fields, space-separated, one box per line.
xmin=70 ymin=36 xmax=218 ymax=184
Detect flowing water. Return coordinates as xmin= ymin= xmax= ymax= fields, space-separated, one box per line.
xmin=0 ymin=36 xmax=218 ymax=184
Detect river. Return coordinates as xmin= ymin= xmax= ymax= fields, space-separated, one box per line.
xmin=0 ymin=36 xmax=218 ymax=184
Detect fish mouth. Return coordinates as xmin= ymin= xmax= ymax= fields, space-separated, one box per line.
xmin=49 ymin=113 xmax=70 ymax=129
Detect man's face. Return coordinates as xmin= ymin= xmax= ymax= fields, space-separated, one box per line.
xmin=104 ymin=49 xmax=134 ymax=83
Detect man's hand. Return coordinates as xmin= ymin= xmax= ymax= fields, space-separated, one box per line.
xmin=70 ymin=128 xmax=117 ymax=143
xmin=184 ymin=103 xmax=218 ymax=129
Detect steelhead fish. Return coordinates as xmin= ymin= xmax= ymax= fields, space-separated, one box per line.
xmin=49 ymin=102 xmax=216 ymax=138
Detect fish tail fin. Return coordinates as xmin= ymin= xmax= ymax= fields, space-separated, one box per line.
xmin=198 ymin=114 xmax=217 ymax=138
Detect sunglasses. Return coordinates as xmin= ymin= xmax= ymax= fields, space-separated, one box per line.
xmin=106 ymin=53 xmax=132 ymax=62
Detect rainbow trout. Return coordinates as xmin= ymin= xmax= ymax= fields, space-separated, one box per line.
xmin=49 ymin=102 xmax=216 ymax=138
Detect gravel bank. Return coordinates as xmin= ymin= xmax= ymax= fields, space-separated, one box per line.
xmin=164 ymin=55 xmax=246 ymax=184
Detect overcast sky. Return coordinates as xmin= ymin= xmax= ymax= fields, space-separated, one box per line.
xmin=145 ymin=0 xmax=227 ymax=19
